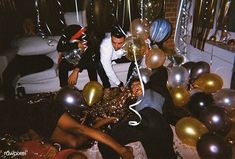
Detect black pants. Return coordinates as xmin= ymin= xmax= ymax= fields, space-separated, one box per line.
xmin=3 ymin=55 xmax=53 ymax=100
xmin=98 ymin=108 xmax=176 ymax=159
xmin=96 ymin=56 xmax=131 ymax=88
xmin=58 ymin=58 xmax=97 ymax=87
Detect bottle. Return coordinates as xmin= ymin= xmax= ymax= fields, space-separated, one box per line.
xmin=16 ymin=83 xmax=26 ymax=98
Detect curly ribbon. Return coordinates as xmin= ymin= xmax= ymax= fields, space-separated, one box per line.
xmin=56 ymin=0 xmax=65 ymax=25
xmin=220 ymin=0 xmax=232 ymax=42
xmin=127 ymin=0 xmax=144 ymax=126
xmin=174 ymin=0 xmax=192 ymax=55
xmin=35 ymin=0 xmax=46 ymax=39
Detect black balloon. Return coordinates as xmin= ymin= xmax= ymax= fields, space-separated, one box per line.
xmin=197 ymin=132 xmax=232 ymax=159
xmin=55 ymin=86 xmax=87 ymax=115
xmin=187 ymin=92 xmax=214 ymax=117
xmin=182 ymin=61 xmax=196 ymax=75
xmin=199 ymin=106 xmax=232 ymax=136
xmin=190 ymin=61 xmax=210 ymax=80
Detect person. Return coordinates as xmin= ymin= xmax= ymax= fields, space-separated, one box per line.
xmin=2 ymin=18 xmax=54 ymax=100
xmin=98 ymin=78 xmax=177 ymax=159
xmin=57 ymin=25 xmax=97 ymax=87
xmin=0 ymin=99 xmax=134 ymax=159
xmin=97 ymin=25 xmax=130 ymax=89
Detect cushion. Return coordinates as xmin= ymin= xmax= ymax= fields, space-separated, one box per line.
xmin=64 ymin=11 xmax=87 ymax=27
xmin=16 ymin=36 xmax=59 ymax=56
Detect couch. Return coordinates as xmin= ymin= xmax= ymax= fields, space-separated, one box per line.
xmin=0 ymin=11 xmax=131 ymax=95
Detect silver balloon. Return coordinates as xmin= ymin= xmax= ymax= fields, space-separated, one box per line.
xmin=214 ymin=88 xmax=235 ymax=110
xmin=168 ymin=66 xmax=190 ymax=88
xmin=140 ymin=68 xmax=152 ymax=84
xmin=63 ymin=48 xmax=83 ymax=65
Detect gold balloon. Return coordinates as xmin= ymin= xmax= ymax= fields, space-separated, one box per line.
xmin=130 ymin=18 xmax=150 ymax=39
xmin=145 ymin=48 xmax=166 ymax=69
xmin=124 ymin=36 xmax=147 ymax=61
xmin=170 ymin=86 xmax=190 ymax=107
xmin=83 ymin=81 xmax=103 ymax=106
xmin=193 ymin=73 xmax=223 ymax=93
xmin=175 ymin=117 xmax=208 ymax=146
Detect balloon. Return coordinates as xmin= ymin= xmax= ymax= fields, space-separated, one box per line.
xmin=130 ymin=18 xmax=150 ymax=39
xmin=175 ymin=117 xmax=208 ymax=146
xmin=150 ymin=18 xmax=172 ymax=43
xmin=197 ymin=132 xmax=232 ymax=159
xmin=199 ymin=106 xmax=232 ymax=136
xmin=170 ymin=86 xmax=190 ymax=107
xmin=55 ymin=86 xmax=87 ymax=114
xmin=137 ymin=0 xmax=164 ymax=23
xmin=193 ymin=73 xmax=223 ymax=93
xmin=190 ymin=61 xmax=210 ymax=80
xmin=139 ymin=68 xmax=152 ymax=84
xmin=83 ymin=81 xmax=103 ymax=106
xmin=124 ymin=36 xmax=147 ymax=61
xmin=213 ymin=88 xmax=235 ymax=110
xmin=168 ymin=66 xmax=190 ymax=88
xmin=145 ymin=48 xmax=166 ymax=69
xmin=182 ymin=61 xmax=196 ymax=75
xmin=187 ymin=92 xmax=214 ymax=117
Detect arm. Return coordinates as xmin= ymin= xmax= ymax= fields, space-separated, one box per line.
xmin=57 ymin=113 xmax=133 ymax=159
xmin=68 ymin=68 xmax=79 ymax=86
xmin=100 ymin=42 xmax=121 ymax=86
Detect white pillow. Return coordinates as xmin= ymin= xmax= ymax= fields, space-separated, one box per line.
xmin=64 ymin=11 xmax=87 ymax=27
xmin=16 ymin=36 xmax=59 ymax=56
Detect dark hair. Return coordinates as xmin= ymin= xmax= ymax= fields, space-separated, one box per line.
xmin=111 ymin=25 xmax=126 ymax=38
xmin=128 ymin=77 xmax=140 ymax=88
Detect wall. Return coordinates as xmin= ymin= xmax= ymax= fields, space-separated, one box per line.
xmin=164 ymin=0 xmax=178 ymax=50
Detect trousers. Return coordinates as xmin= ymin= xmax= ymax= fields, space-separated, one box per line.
xmin=58 ymin=58 xmax=97 ymax=87
xmin=98 ymin=107 xmax=177 ymax=159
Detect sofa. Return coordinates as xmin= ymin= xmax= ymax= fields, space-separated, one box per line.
xmin=0 ymin=11 xmax=131 ymax=95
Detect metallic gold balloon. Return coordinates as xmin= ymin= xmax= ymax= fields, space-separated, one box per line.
xmin=124 ymin=36 xmax=147 ymax=61
xmin=145 ymin=48 xmax=166 ymax=69
xmin=130 ymin=18 xmax=150 ymax=39
xmin=193 ymin=73 xmax=223 ymax=93
xmin=175 ymin=117 xmax=208 ymax=146
xmin=83 ymin=81 xmax=104 ymax=106
xmin=170 ymin=86 xmax=190 ymax=107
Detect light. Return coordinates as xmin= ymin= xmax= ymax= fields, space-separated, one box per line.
xmin=209 ymin=145 xmax=218 ymax=153
xmin=212 ymin=115 xmax=220 ymax=123
xmin=185 ymin=127 xmax=196 ymax=135
xmin=66 ymin=96 xmax=74 ymax=104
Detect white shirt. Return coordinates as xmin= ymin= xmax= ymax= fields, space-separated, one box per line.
xmin=100 ymin=34 xmax=125 ymax=85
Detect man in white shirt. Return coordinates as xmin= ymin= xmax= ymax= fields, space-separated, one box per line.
xmin=97 ymin=25 xmax=130 ymax=90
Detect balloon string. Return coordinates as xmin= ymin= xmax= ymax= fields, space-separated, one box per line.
xmin=140 ymin=0 xmax=144 ymax=20
xmin=74 ymin=0 xmax=79 ymax=25
xmin=122 ymin=0 xmax=126 ymax=28
xmin=127 ymin=0 xmax=132 ymax=34
xmin=128 ymin=48 xmax=144 ymax=126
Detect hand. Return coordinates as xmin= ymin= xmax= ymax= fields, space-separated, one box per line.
xmin=93 ymin=117 xmax=119 ymax=128
xmin=120 ymin=146 xmax=134 ymax=159
xmin=68 ymin=69 xmax=79 ymax=85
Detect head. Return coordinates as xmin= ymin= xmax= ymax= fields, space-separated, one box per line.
xmin=23 ymin=18 xmax=36 ymax=36
xmin=129 ymin=78 xmax=142 ymax=97
xmin=60 ymin=25 xmax=89 ymax=52
xmin=111 ymin=25 xmax=126 ymax=51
